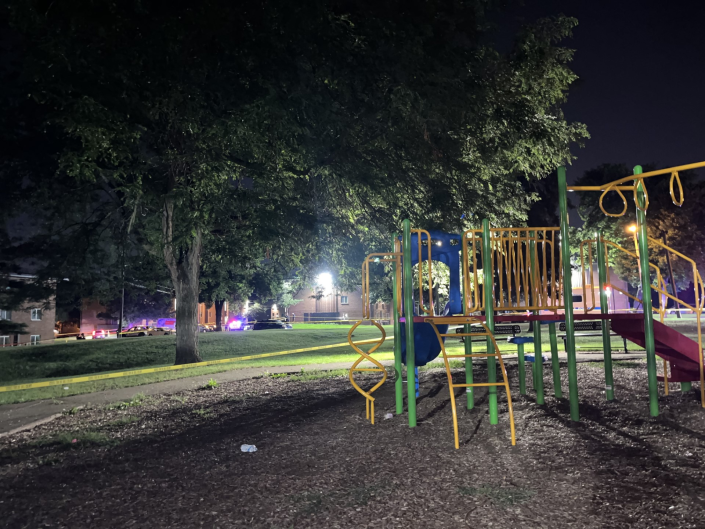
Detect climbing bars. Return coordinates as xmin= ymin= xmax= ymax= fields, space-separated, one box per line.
xmin=568 ymin=161 xmax=705 ymax=217
xmin=426 ymin=316 xmax=516 ymax=448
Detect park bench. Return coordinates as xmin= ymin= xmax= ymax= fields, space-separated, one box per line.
xmin=558 ymin=321 xmax=629 ymax=352
xmin=455 ymin=324 xmax=521 ymax=343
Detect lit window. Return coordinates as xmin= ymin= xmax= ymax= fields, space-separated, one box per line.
xmin=0 ymin=336 xmax=9 ymax=346
xmin=31 ymin=308 xmax=42 ymax=321
xmin=0 ymin=309 xmax=10 ymax=320
xmin=30 ymin=335 xmax=40 ymax=345
xmin=341 ymin=296 xmax=349 ymax=305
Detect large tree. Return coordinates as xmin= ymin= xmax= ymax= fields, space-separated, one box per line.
xmin=5 ymin=0 xmax=587 ymax=363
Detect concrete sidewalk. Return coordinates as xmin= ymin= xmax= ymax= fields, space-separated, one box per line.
xmin=0 ymin=352 xmax=645 ymax=436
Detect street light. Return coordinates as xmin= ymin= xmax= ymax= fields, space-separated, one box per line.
xmin=316 ymin=272 xmax=333 ymax=293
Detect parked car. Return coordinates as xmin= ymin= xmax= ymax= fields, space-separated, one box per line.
xmin=198 ymin=325 xmax=214 ymax=333
xmin=152 ymin=327 xmax=175 ymax=335
xmin=253 ymin=319 xmax=293 ymax=331
xmin=92 ymin=329 xmax=115 ymax=339
xmin=119 ymin=326 xmax=155 ymax=337
xmin=228 ymin=319 xmax=253 ymax=331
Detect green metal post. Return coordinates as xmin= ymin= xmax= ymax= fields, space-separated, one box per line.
xmin=461 ymin=238 xmax=474 ymax=409
xmin=392 ymin=233 xmax=403 ymax=415
xmin=548 ymin=322 xmax=562 ymax=398
xmin=596 ymin=230 xmax=615 ymax=401
xmin=517 ymin=343 xmax=526 ymax=395
xmin=634 ymin=167 xmax=659 ymax=416
xmin=682 ymin=382 xmax=692 ymax=391
xmin=482 ymin=219 xmax=498 ymax=424
xmin=530 ymin=231 xmax=544 ymax=404
xmin=402 ymin=220 xmax=417 ymax=427
xmin=558 ymin=166 xmax=580 ymax=421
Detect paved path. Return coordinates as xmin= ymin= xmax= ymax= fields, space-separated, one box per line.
xmin=0 ymin=352 xmax=645 ymax=436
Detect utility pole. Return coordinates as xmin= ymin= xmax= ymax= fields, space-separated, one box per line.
xmin=118 ymin=235 xmax=126 ymax=338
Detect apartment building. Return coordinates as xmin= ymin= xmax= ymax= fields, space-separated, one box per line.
xmin=0 ymin=274 xmax=57 ymax=347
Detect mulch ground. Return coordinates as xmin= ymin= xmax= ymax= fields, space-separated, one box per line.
xmin=2 ymin=361 xmax=705 ymax=528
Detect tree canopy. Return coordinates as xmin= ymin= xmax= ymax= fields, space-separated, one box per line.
xmin=3 ymin=0 xmax=587 ymax=361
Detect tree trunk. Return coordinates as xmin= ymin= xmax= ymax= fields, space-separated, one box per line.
xmin=214 ymin=299 xmax=224 ymax=332
xmin=174 ymin=274 xmax=201 ymax=363
xmin=163 ymin=195 xmax=203 ymax=364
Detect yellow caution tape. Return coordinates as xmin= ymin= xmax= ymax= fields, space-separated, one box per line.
xmin=0 ymin=337 xmax=391 ymax=393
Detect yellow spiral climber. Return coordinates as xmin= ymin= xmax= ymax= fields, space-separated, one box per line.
xmin=348 ymin=320 xmax=388 ymax=424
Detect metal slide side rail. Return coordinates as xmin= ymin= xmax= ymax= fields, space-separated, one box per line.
xmin=642 ymin=237 xmax=704 ymax=404
xmin=588 ymin=237 xmax=705 ymax=405
xmin=348 ymin=320 xmax=388 ymax=424
xmin=426 ymin=316 xmax=516 ymax=448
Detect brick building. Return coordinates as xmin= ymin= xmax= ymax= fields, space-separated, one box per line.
xmin=198 ymin=301 xmax=229 ymax=328
xmin=78 ymin=298 xmax=228 ymax=332
xmin=79 ymin=298 xmax=119 ymax=335
xmin=0 ymin=274 xmax=57 ymax=347
xmin=286 ymin=287 xmax=379 ymax=322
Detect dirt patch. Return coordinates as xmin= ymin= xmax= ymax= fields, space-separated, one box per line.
xmin=1 ymin=362 xmax=705 ymax=528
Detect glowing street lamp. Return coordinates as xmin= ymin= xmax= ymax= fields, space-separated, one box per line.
xmin=316 ymin=272 xmax=334 ymax=294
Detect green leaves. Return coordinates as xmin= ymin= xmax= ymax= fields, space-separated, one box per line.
xmin=4 ymin=0 xmax=587 ymax=321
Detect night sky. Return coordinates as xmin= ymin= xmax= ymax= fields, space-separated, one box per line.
xmin=499 ymin=0 xmax=705 ymax=183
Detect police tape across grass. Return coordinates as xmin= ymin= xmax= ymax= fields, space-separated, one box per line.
xmin=0 ymin=337 xmax=390 ymax=393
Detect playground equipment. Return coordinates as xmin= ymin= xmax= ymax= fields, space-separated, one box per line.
xmin=348 ymin=161 xmax=705 ymax=449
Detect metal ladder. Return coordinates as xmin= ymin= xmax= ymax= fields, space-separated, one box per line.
xmin=426 ymin=316 xmax=516 ymax=448
xmin=348 ymin=320 xmax=388 ymax=424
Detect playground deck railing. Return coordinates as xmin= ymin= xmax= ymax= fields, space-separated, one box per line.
xmin=462 ymin=227 xmax=565 ymax=314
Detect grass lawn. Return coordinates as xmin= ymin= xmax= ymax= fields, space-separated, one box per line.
xmin=0 ymin=325 xmax=395 ymax=404
xmin=0 ymin=319 xmax=643 ymax=404
xmin=2 ymin=325 xmax=396 ymax=383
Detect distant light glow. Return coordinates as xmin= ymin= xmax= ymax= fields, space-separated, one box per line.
xmin=272 ymin=304 xmax=278 ymax=311
xmin=605 ymin=286 xmax=612 ymax=295
xmin=316 ymin=272 xmax=333 ymax=293
xmin=627 ymin=224 xmax=637 ymax=233
xmin=229 ymin=320 xmax=242 ymax=330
